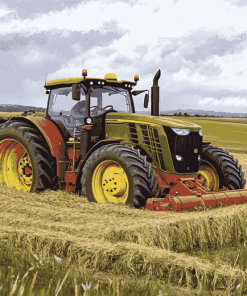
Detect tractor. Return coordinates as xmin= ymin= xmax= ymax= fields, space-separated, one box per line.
xmin=0 ymin=69 xmax=246 ymax=211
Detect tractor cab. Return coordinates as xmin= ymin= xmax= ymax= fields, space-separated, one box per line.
xmin=45 ymin=71 xmax=138 ymax=138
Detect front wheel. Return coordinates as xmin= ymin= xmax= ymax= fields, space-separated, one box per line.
xmin=81 ymin=144 xmax=159 ymax=208
xmin=198 ymin=144 xmax=246 ymax=190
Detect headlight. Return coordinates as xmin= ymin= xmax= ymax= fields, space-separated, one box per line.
xmin=176 ymin=155 xmax=182 ymax=161
xmin=86 ymin=117 xmax=92 ymax=124
xmin=171 ymin=128 xmax=190 ymax=136
xmin=198 ymin=129 xmax=202 ymax=136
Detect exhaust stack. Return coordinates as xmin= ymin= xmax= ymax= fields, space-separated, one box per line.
xmin=151 ymin=69 xmax=161 ymax=116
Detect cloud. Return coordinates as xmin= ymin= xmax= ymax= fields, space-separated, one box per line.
xmin=0 ymin=5 xmax=13 ymax=18
xmin=198 ymin=97 xmax=247 ymax=107
xmin=225 ymin=0 xmax=247 ymax=7
xmin=0 ymin=1 xmax=128 ymax=36
xmin=0 ymin=0 xmax=85 ymax=19
xmin=0 ymin=34 xmax=46 ymax=52
xmin=0 ymin=0 xmax=247 ymax=113
xmin=1 ymin=0 xmax=246 ymax=40
xmin=17 ymin=47 xmax=60 ymax=68
xmin=20 ymin=78 xmax=48 ymax=106
xmin=184 ymin=34 xmax=247 ymax=63
xmin=0 ymin=60 xmax=15 ymax=74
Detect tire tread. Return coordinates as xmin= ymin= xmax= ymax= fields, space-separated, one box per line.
xmin=202 ymin=144 xmax=246 ymax=189
xmin=0 ymin=120 xmax=54 ymax=191
xmin=81 ymin=144 xmax=160 ymax=208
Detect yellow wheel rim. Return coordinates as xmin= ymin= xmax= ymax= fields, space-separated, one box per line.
xmin=0 ymin=139 xmax=33 ymax=191
xmin=92 ymin=160 xmax=129 ymax=204
xmin=198 ymin=160 xmax=219 ymax=191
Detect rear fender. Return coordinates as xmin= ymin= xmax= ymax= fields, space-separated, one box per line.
xmin=9 ymin=117 xmax=67 ymax=178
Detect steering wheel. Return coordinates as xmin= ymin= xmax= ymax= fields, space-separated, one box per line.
xmin=103 ymin=105 xmax=114 ymax=110
xmin=90 ymin=106 xmax=100 ymax=110
xmin=90 ymin=105 xmax=101 ymax=115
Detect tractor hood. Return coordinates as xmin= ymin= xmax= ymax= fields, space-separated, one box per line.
xmin=105 ymin=112 xmax=201 ymax=132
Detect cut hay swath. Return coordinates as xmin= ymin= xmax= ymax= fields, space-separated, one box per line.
xmin=1 ymin=116 xmax=247 ymax=294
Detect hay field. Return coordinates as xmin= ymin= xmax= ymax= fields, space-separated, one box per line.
xmin=0 ymin=112 xmax=46 ymax=123
xmin=174 ymin=116 xmax=247 ymax=155
xmin=1 ymin=117 xmax=247 ymax=295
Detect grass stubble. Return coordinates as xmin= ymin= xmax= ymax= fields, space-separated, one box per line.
xmin=2 ymin=185 xmax=247 ymax=295
xmin=1 ymin=117 xmax=247 ymax=295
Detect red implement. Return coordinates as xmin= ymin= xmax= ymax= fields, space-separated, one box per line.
xmin=146 ymin=170 xmax=247 ymax=211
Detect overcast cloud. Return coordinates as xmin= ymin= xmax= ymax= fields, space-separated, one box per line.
xmin=0 ymin=0 xmax=247 ymax=113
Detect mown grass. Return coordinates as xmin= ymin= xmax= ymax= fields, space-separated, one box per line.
xmin=1 ymin=116 xmax=247 ymax=295
xmin=0 ymin=233 xmax=167 ymax=295
xmin=0 ymin=187 xmax=211 ymax=295
xmin=190 ymin=241 xmax=247 ymax=270
xmin=1 ymin=186 xmax=247 ymax=295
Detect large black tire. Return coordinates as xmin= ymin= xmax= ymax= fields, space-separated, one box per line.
xmin=0 ymin=120 xmax=54 ymax=192
xmin=81 ymin=144 xmax=160 ymax=208
xmin=199 ymin=144 xmax=246 ymax=190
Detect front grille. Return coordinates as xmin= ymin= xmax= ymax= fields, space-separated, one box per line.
xmin=163 ymin=126 xmax=202 ymax=173
xmin=129 ymin=123 xmax=138 ymax=144
xmin=91 ymin=115 xmax=105 ymax=139
xmin=140 ymin=125 xmax=165 ymax=170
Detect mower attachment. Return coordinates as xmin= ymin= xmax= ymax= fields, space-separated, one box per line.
xmin=146 ymin=190 xmax=247 ymax=211
xmin=146 ymin=172 xmax=247 ymax=211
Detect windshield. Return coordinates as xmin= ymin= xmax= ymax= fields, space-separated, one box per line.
xmin=48 ymin=86 xmax=133 ymax=116
xmin=48 ymin=85 xmax=134 ymax=136
xmin=90 ymin=86 xmax=133 ymax=113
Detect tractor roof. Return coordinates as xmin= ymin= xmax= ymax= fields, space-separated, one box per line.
xmin=44 ymin=74 xmax=137 ymax=90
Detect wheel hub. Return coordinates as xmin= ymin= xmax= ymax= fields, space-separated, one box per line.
xmin=92 ymin=160 xmax=129 ymax=204
xmin=102 ymin=174 xmax=126 ymax=196
xmin=18 ymin=154 xmax=33 ymax=185
xmin=198 ymin=161 xmax=219 ymax=191
xmin=0 ymin=139 xmax=33 ymax=191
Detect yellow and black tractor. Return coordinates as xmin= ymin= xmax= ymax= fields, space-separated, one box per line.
xmin=0 ymin=69 xmax=246 ymax=211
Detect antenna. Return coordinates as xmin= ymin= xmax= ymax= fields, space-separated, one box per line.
xmin=44 ymin=73 xmax=47 ymax=86
xmin=83 ymin=59 xmax=84 ymax=69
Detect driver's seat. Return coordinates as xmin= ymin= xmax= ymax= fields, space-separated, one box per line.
xmin=70 ymin=100 xmax=86 ymax=120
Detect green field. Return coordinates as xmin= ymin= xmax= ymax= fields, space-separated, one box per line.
xmin=1 ymin=116 xmax=247 ymax=295
xmin=173 ymin=116 xmax=247 ymax=154
xmin=0 ymin=112 xmax=46 ymax=123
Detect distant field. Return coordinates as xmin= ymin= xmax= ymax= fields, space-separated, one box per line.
xmin=0 ymin=112 xmax=46 ymax=122
xmin=171 ymin=116 xmax=247 ymax=155
xmin=171 ymin=117 xmax=247 ymax=187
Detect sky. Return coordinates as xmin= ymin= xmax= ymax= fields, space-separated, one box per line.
xmin=0 ymin=0 xmax=247 ymax=113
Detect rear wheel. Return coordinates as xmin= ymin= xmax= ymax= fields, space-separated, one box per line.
xmin=0 ymin=120 xmax=54 ymax=192
xmin=199 ymin=144 xmax=246 ymax=190
xmin=81 ymin=144 xmax=159 ymax=208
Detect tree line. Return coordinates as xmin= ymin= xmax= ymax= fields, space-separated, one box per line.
xmin=160 ymin=112 xmax=238 ymax=117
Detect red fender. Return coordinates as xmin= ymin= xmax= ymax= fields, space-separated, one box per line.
xmin=11 ymin=116 xmax=67 ymax=178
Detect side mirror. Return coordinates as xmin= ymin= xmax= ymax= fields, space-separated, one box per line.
xmin=132 ymin=90 xmax=148 ymax=96
xmin=72 ymin=84 xmax=81 ymax=101
xmin=144 ymin=94 xmax=149 ymax=108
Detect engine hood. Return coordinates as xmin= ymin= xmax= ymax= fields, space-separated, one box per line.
xmin=105 ymin=112 xmax=201 ymax=132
